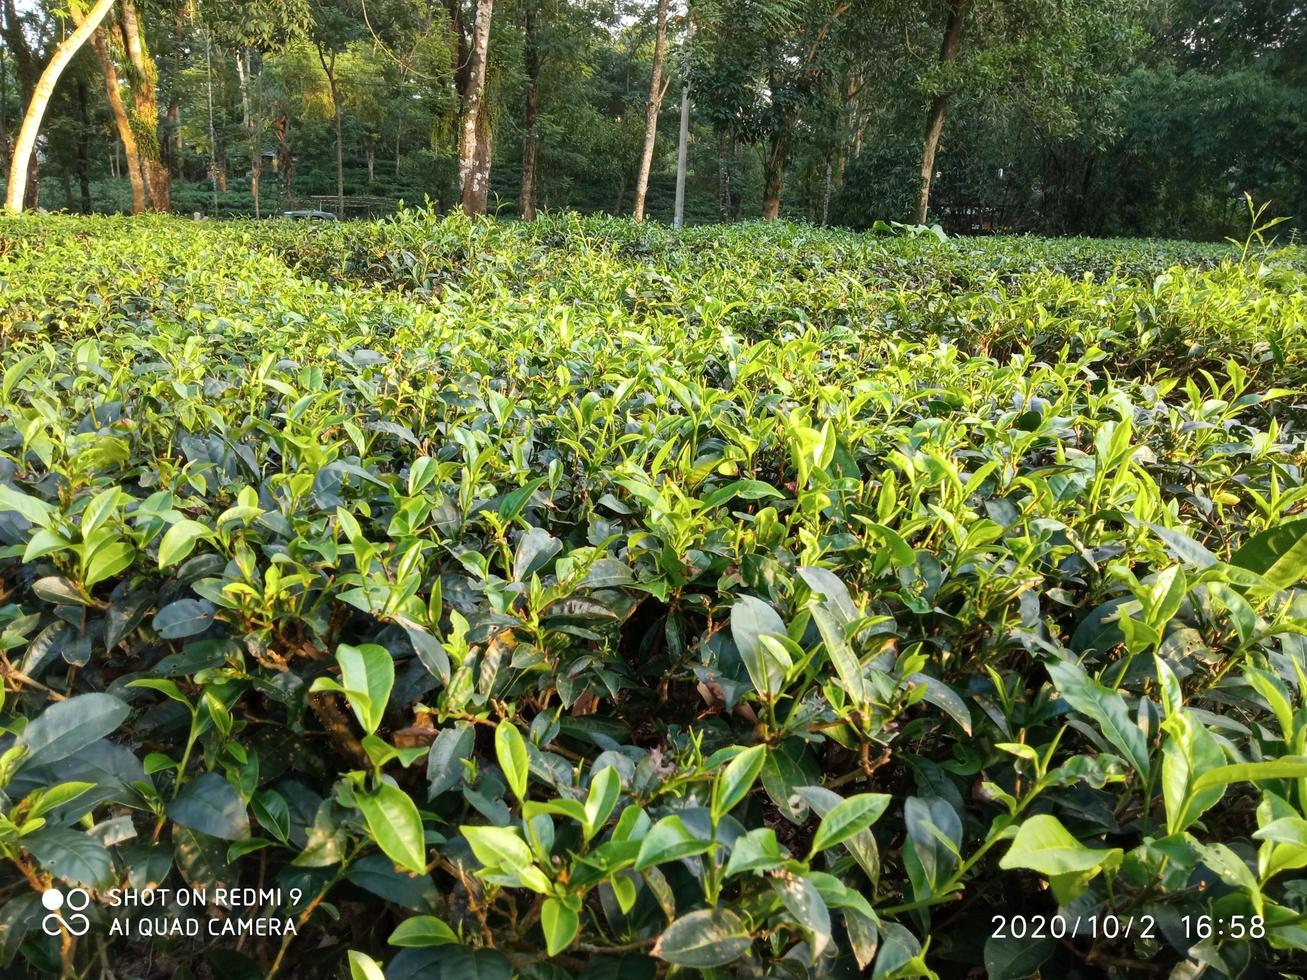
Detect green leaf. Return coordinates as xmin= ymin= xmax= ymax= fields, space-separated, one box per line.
xmin=584 ymin=765 xmax=622 ymax=838
xmin=167 ymin=772 xmax=251 ymax=841
xmin=347 ymin=950 xmax=386 ymax=980
xmin=333 ymin=643 xmax=394 ymax=736
xmin=16 ymin=692 xmax=129 ymax=769
xmin=808 ymin=793 xmax=891 ymax=857
xmin=725 ymin=827 xmax=784 ymax=877
xmin=542 ymin=897 xmax=579 ymax=956
xmin=23 ymin=827 xmax=114 ymax=889
xmin=495 ymin=721 xmax=529 ymax=803
xmin=730 ymin=595 xmax=788 ymax=698
xmin=84 ymin=541 xmax=136 ymax=589
xmin=634 ymin=815 xmax=712 ymax=870
xmin=32 ymin=576 xmax=87 ymax=606
xmin=462 ymin=824 xmax=533 ymax=870
xmin=427 ymin=724 xmax=475 ymax=799
xmin=810 ymin=601 xmax=867 ymax=702
xmin=158 ymin=518 xmax=211 ymax=569
xmin=998 ymin=814 xmax=1122 ymax=903
xmin=652 ymin=908 xmax=751 ymax=968
xmin=1161 ymin=710 xmax=1226 ymax=834
xmin=389 ymin=915 xmax=460 ymax=947
xmin=356 ymin=782 xmax=427 ymax=874
xmin=0 ymin=483 xmax=54 ymax=526
xmin=984 ymin=936 xmax=1055 ymax=980
xmin=152 ymin=599 xmax=216 ymax=639
xmin=1047 ymin=659 xmax=1150 ymax=779
xmin=513 ymin=527 xmax=561 ymax=582
xmin=1193 ymin=757 xmax=1307 ymax=792
xmin=1230 ymin=518 xmax=1307 ymax=591
xmin=713 ymin=744 xmax=767 ymax=822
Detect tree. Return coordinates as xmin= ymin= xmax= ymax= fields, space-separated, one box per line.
xmin=457 ymin=0 xmax=496 ymax=213
xmin=912 ymin=0 xmax=964 ymax=224
xmin=5 ymin=0 xmax=118 ymax=213
xmin=519 ymin=0 xmax=540 ymax=219
xmin=631 ymin=0 xmax=669 ymax=221
xmin=694 ymin=0 xmax=858 ymax=220
xmin=909 ymin=0 xmax=1145 ymax=225
xmin=2 ymin=0 xmax=48 ymax=209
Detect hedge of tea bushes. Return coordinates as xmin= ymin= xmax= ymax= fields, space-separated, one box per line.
xmin=0 ymin=211 xmax=1306 ymax=979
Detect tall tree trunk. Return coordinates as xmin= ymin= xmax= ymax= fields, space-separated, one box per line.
xmin=820 ymin=154 xmax=832 ymax=225
xmin=367 ymin=144 xmax=375 ymax=184
xmin=716 ymin=131 xmax=731 ymax=221
xmin=164 ymin=0 xmax=183 ymax=176
xmin=2 ymin=0 xmax=45 ymax=210
xmin=913 ymin=0 xmax=967 ymax=225
xmin=238 ymin=49 xmax=262 ymax=219
xmin=457 ymin=0 xmax=495 ymax=214
xmin=518 ymin=0 xmax=540 ymax=220
xmin=0 ymin=26 xmax=9 ymax=177
xmin=75 ymin=77 xmax=92 ymax=212
xmin=118 ymin=0 xmax=169 ymax=210
xmin=632 ymin=0 xmax=669 ymax=222
xmin=761 ymin=133 xmax=786 ymax=220
xmin=672 ymin=22 xmax=692 ymax=230
xmin=315 ymin=45 xmax=344 ymax=218
xmin=86 ymin=26 xmax=147 ymax=215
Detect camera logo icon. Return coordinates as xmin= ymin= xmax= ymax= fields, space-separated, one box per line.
xmin=41 ymin=888 xmax=91 ymax=937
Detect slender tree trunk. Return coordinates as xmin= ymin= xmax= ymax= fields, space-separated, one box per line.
xmin=458 ymin=0 xmax=495 ymax=214
xmin=205 ymin=29 xmax=218 ymax=213
xmin=395 ymin=130 xmax=402 ymax=176
xmin=316 ymin=45 xmax=344 ymax=218
xmin=632 ymin=0 xmax=669 ymax=222
xmin=119 ymin=0 xmax=169 ymax=210
xmin=913 ymin=0 xmax=967 ymax=225
xmin=820 ymin=155 xmax=832 ymax=225
xmin=367 ymin=144 xmax=375 ymax=184
xmin=75 ymin=77 xmax=92 ymax=212
xmin=672 ymin=22 xmax=692 ymax=230
xmin=518 ymin=0 xmax=540 ymax=220
xmin=165 ymin=0 xmax=183 ymax=176
xmin=716 ymin=131 xmax=731 ymax=221
xmin=87 ymin=26 xmax=147 ymax=215
xmin=0 ymin=29 xmax=9 ymax=177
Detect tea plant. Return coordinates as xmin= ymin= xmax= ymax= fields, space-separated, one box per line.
xmin=1 ymin=211 xmax=1306 ymax=978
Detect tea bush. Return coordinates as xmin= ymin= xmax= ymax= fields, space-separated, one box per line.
xmin=1 ymin=212 xmax=1306 ymax=979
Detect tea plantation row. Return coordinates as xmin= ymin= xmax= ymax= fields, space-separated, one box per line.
xmin=0 ymin=212 xmax=1305 ymax=979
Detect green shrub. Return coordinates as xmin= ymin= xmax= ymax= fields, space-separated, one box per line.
xmin=1 ymin=211 xmax=1306 ymax=978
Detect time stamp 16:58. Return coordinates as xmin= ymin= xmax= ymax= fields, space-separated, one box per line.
xmin=990 ymin=914 xmax=1267 ymax=941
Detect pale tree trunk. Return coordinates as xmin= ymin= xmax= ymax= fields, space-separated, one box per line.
xmin=5 ymin=1 xmax=120 ymax=211
xmin=86 ymin=26 xmax=146 ymax=214
xmin=914 ymin=0 xmax=967 ymax=225
xmin=632 ymin=0 xmax=669 ymax=222
xmin=518 ymin=0 xmax=539 ymax=220
xmin=237 ymin=49 xmax=262 ymax=218
xmin=2 ymin=0 xmax=42 ymax=210
xmin=118 ymin=0 xmax=168 ymax=210
xmin=672 ymin=22 xmax=692 ymax=230
xmin=458 ymin=0 xmax=495 ymax=214
xmin=315 ymin=46 xmax=344 ymax=217
xmin=367 ymin=144 xmax=375 ymax=184
xmin=164 ymin=0 xmax=183 ymax=176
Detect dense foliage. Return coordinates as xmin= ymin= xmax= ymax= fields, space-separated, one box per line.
xmin=2 ymin=213 xmax=1307 ymax=979
xmin=1 ymin=0 xmax=1303 ymax=236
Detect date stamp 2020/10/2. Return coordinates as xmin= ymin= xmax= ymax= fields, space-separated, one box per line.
xmin=990 ymin=913 xmax=1266 ymax=942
